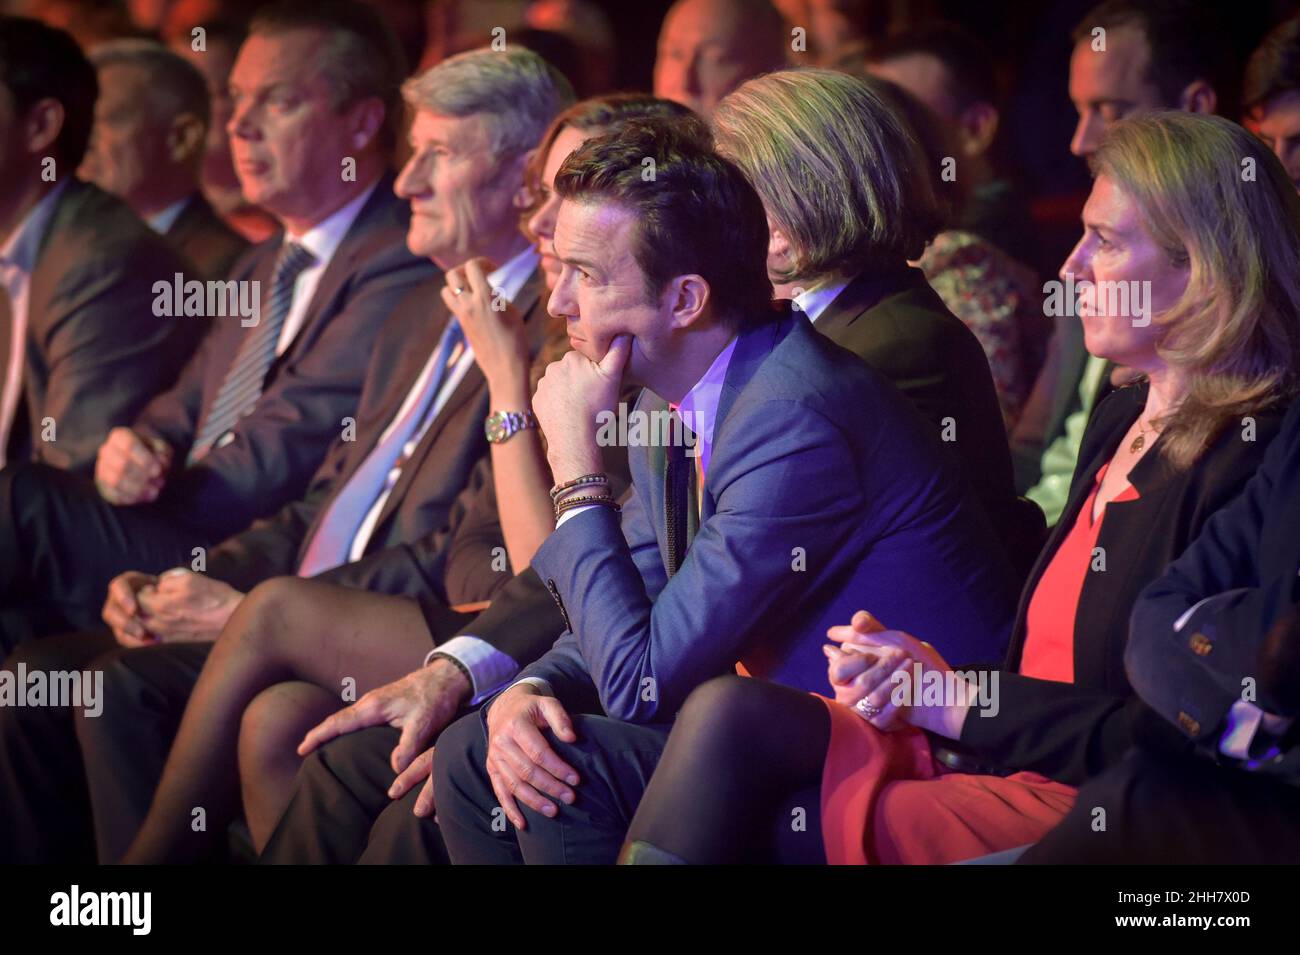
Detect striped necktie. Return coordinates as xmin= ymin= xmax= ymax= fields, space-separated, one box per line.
xmin=296 ymin=319 xmax=466 ymax=577
xmin=187 ymin=241 xmax=317 ymax=464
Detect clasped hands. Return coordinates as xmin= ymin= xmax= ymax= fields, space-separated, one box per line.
xmin=102 ymin=568 xmax=243 ymax=647
xmin=824 ymin=609 xmax=974 ymax=740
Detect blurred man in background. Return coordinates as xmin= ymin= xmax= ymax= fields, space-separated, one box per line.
xmin=81 ymin=39 xmax=247 ymax=279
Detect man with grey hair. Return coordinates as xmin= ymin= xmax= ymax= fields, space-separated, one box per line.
xmin=80 ymin=39 xmax=248 ymax=280
xmin=2 ymin=44 xmax=574 ymax=865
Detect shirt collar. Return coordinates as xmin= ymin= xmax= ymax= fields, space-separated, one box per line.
xmin=793 ymin=277 xmax=850 ymax=324
xmin=486 ymin=245 xmax=540 ymax=304
xmin=0 ymin=180 xmax=69 ymax=272
xmin=673 ymin=334 xmax=739 ymax=475
xmin=287 ymin=177 xmax=380 ymax=265
xmin=146 ymin=195 xmax=191 ymax=234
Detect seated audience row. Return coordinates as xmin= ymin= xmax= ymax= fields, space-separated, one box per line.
xmin=0 ymin=0 xmax=1295 ymax=867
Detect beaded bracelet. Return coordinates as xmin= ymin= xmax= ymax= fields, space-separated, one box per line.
xmin=550 ymin=472 xmax=609 ymax=503
xmin=554 ymin=493 xmax=620 ymax=520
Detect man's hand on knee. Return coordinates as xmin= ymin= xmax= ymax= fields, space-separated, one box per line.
xmin=297 ymin=659 xmax=471 ymax=815
xmin=484 ymin=683 xmax=580 ymax=830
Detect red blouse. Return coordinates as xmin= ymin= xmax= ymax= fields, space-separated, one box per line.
xmin=1019 ymin=462 xmax=1140 ymax=683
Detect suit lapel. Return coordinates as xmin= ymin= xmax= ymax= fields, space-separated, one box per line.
xmin=270 ymin=174 xmax=399 ymax=374
xmin=662 ymin=311 xmax=792 ymax=544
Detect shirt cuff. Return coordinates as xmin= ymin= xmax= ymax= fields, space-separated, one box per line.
xmin=425 ymin=635 xmax=520 ymax=706
xmin=555 ymin=504 xmax=598 ymax=528
xmin=509 ymin=677 xmax=554 ymax=696
xmin=1218 ymin=699 xmax=1293 ymax=763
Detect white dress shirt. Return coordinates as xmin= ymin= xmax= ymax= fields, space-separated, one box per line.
xmin=437 ymin=334 xmax=740 ymax=706
xmin=345 ymin=245 xmax=538 ymax=563
xmin=275 ymin=178 xmax=379 ymax=357
xmin=0 ymin=181 xmax=69 ymax=468
xmin=145 ymin=196 xmax=190 ymax=235
xmin=792 ymin=278 xmax=849 ymax=324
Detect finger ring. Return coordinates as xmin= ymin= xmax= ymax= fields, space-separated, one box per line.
xmin=453 ymin=286 xmax=465 ymax=296
xmin=855 ymin=698 xmax=882 ymax=719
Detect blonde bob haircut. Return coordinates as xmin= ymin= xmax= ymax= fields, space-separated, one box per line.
xmin=712 ymin=67 xmax=943 ymax=285
xmin=1092 ymin=111 xmax=1300 ymax=469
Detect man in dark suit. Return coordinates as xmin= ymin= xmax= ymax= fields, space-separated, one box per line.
xmin=81 ymin=40 xmax=248 ymax=280
xmin=0 ymin=43 xmax=574 ymax=864
xmin=0 ymin=18 xmax=204 ymax=476
xmin=263 ymin=124 xmax=1020 ymax=864
xmin=1020 ymin=401 xmax=1300 ymax=864
xmin=0 ymin=2 xmax=435 ymax=649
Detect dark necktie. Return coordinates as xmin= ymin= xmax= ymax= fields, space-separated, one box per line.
xmin=187 ymin=241 xmax=317 ymax=463
xmin=664 ymin=411 xmax=697 ymax=577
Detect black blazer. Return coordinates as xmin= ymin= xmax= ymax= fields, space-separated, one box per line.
xmin=203 ymin=268 xmax=550 ymax=598
xmin=815 ymin=267 xmax=1045 ymax=576
xmin=2 ymin=179 xmax=202 ymax=474
xmin=163 ymin=192 xmax=248 ymax=281
xmin=134 ymin=176 xmax=437 ymax=541
xmin=1128 ymin=398 xmax=1300 ymax=778
xmin=960 ymin=382 xmax=1285 ymax=785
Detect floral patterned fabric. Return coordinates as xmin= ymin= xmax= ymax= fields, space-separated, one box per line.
xmin=917 ymin=230 xmax=1041 ymax=431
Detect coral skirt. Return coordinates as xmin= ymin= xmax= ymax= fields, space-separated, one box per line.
xmin=818 ymin=695 xmax=1079 ymax=864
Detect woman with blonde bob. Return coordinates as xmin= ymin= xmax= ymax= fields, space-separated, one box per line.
xmin=711 ymin=67 xmax=1040 ymax=577
xmin=618 ymin=111 xmax=1300 ymax=865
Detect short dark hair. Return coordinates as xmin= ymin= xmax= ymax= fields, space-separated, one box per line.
xmin=870 ymin=20 xmax=1000 ymax=111
xmin=554 ymin=121 xmax=773 ymax=323
xmin=1244 ymin=16 xmax=1300 ymax=114
xmin=250 ymin=0 xmax=406 ymax=157
xmin=0 ymin=16 xmax=98 ymax=168
xmin=1072 ymin=0 xmax=1236 ymax=114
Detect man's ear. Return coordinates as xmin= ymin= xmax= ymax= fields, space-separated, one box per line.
xmin=1178 ymin=80 xmax=1217 ymax=116
xmin=347 ymin=96 xmax=385 ymax=152
xmin=958 ymin=101 xmax=999 ymax=158
xmin=768 ymin=222 xmax=795 ymax=276
xmin=168 ymin=112 xmax=207 ymax=165
xmin=23 ymin=98 xmax=63 ymax=157
xmin=667 ymin=274 xmax=710 ymax=331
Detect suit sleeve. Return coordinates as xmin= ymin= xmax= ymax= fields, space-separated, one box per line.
xmin=958 ymin=673 xmax=1145 ymax=785
xmin=132 ymin=322 xmax=220 ymax=452
xmin=318 ymin=454 xmax=508 ymax=603
xmin=154 ymin=245 xmax=436 ymax=538
xmin=1126 ymin=417 xmax=1300 ymax=742
xmin=200 ymin=429 xmax=351 ymax=590
xmin=134 ymin=242 xmax=266 ymax=450
xmin=34 ymin=241 xmax=202 ymax=473
xmin=523 ymin=398 xmax=869 ymax=723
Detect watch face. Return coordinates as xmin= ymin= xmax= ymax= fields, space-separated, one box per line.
xmin=486 ymin=414 xmax=509 ymax=443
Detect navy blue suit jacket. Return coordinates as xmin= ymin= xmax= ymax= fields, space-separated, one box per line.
xmin=1127 ymin=400 xmax=1300 ymax=759
xmin=517 ymin=311 xmax=1020 ymax=723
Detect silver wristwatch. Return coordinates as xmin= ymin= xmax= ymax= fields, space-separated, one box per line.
xmin=484 ymin=409 xmax=538 ymax=444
